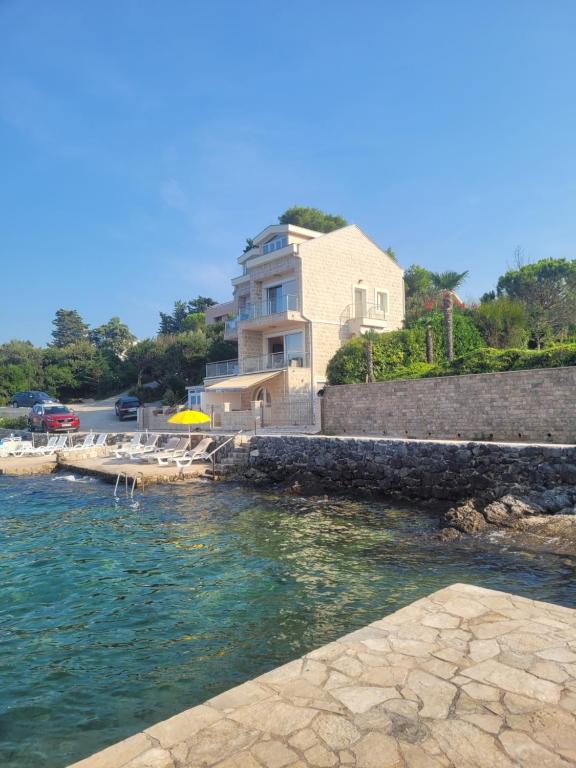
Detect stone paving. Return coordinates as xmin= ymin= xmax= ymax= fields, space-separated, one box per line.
xmin=69 ymin=583 xmax=576 ymax=768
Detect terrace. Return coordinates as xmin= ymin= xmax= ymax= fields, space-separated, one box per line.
xmin=205 ymin=350 xmax=309 ymax=380
xmin=225 ymin=293 xmax=302 ymax=335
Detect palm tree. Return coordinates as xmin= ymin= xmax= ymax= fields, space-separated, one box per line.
xmin=431 ymin=271 xmax=469 ymax=361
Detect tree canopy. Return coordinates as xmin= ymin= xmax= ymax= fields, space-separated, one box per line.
xmin=404 ymin=265 xmax=468 ymax=322
xmin=496 ymin=258 xmax=576 ymax=347
xmin=0 ymin=296 xmax=234 ymax=406
xmin=89 ymin=317 xmax=136 ymax=359
xmin=158 ymin=297 xmax=217 ymax=335
xmin=278 ymin=206 xmax=347 ymax=233
xmin=51 ymin=309 xmax=89 ymax=347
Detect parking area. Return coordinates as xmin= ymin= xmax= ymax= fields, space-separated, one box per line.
xmin=0 ymin=395 xmax=138 ymax=434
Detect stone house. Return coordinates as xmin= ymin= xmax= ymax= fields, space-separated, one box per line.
xmin=190 ymin=223 xmax=405 ymax=427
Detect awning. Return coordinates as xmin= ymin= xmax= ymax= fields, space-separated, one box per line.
xmin=205 ymin=370 xmax=281 ymax=392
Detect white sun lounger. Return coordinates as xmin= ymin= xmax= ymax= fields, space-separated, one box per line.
xmin=59 ymin=432 xmax=109 ymax=453
xmin=59 ymin=433 xmax=96 ymax=453
xmin=133 ymin=437 xmax=189 ymax=464
xmin=0 ymin=438 xmax=23 ymax=457
xmin=115 ymin=432 xmax=145 ymax=453
xmin=116 ymin=434 xmax=160 ymax=460
xmin=10 ymin=436 xmax=59 ymax=456
xmin=13 ymin=435 xmax=68 ymax=456
xmin=157 ymin=437 xmax=214 ymax=468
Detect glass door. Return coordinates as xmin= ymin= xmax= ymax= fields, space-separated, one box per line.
xmin=285 ymin=331 xmax=305 ymax=366
xmin=266 ymin=284 xmax=283 ymax=315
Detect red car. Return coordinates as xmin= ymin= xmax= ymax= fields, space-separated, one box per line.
xmin=28 ymin=404 xmax=80 ymax=433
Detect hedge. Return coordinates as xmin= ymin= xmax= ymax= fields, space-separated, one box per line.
xmin=426 ymin=344 xmax=576 ymax=378
xmin=328 ymin=342 xmax=576 ymax=386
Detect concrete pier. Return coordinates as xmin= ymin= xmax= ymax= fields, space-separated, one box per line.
xmin=59 ymin=454 xmax=208 ymax=485
xmin=0 ymin=455 xmax=57 ymax=476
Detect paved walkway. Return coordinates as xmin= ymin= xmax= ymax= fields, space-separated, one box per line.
xmin=70 ymin=583 xmax=576 ymax=767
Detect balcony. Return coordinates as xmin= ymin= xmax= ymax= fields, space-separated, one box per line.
xmin=225 ymin=294 xmax=303 ymax=334
xmin=341 ymin=302 xmax=390 ymax=336
xmin=241 ymin=293 xmax=299 ymax=321
xmin=205 ymin=351 xmax=309 ymax=380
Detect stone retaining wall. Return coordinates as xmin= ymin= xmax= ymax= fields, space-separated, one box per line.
xmin=249 ymin=434 xmax=576 ymax=501
xmin=321 ymin=366 xmax=576 ymax=443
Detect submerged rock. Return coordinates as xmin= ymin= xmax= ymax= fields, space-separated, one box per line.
xmin=436 ymin=527 xmax=462 ymax=542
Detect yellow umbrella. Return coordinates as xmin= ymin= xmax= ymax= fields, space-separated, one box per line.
xmin=167 ymin=409 xmax=211 ymax=437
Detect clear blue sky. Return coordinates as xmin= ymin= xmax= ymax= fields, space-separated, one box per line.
xmin=1 ymin=0 xmax=576 ymax=345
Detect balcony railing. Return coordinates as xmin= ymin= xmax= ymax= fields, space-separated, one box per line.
xmin=224 ymin=294 xmax=300 ymax=334
xmin=341 ymin=302 xmax=389 ymax=324
xmin=225 ymin=317 xmax=239 ymax=334
xmin=205 ymin=351 xmax=309 ymax=379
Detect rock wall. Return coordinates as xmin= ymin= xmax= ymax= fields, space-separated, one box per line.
xmin=321 ymin=366 xmax=576 ymax=443
xmin=249 ymin=435 xmax=576 ymax=501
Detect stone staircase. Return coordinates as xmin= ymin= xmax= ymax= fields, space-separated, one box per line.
xmin=204 ymin=436 xmax=251 ymax=479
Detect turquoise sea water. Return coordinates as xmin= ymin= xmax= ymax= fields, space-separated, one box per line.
xmin=0 ymin=475 xmax=574 ymax=767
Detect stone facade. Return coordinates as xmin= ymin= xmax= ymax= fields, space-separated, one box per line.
xmin=204 ymin=223 xmax=405 ymax=427
xmin=321 ymin=366 xmax=576 ymax=444
xmin=300 ymin=225 xmax=404 ymax=379
xmin=249 ymin=434 xmax=576 ymax=501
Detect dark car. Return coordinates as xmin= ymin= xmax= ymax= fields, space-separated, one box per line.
xmin=115 ymin=396 xmax=140 ymax=421
xmin=28 ymin=404 xmax=80 ymax=433
xmin=11 ymin=390 xmax=60 ymax=408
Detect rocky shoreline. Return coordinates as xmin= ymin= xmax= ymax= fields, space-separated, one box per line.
xmin=238 ymin=466 xmax=576 ymax=556
xmin=438 ymin=485 xmax=576 ymax=555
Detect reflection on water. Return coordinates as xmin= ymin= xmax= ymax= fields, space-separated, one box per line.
xmin=0 ymin=476 xmax=573 ymax=767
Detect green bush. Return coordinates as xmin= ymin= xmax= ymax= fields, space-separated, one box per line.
xmin=0 ymin=415 xmax=28 ymax=430
xmin=380 ymin=362 xmax=435 ymax=380
xmin=425 ymin=343 xmax=576 ymax=378
xmin=327 ymin=309 xmax=485 ymax=385
xmin=326 ymin=330 xmax=425 ymax=385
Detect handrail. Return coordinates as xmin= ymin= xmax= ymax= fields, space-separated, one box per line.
xmin=239 ymin=293 xmax=299 ymax=321
xmin=206 ymin=430 xmax=244 ymax=480
xmin=340 ymin=302 xmax=389 ymax=323
xmin=207 ymin=430 xmax=243 ymax=460
xmin=205 ymin=351 xmax=309 ymax=379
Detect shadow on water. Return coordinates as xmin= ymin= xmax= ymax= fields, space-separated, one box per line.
xmin=0 ymin=475 xmax=573 ymax=767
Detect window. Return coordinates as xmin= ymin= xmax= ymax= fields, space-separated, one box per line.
xmin=187 ymin=387 xmax=204 ymax=408
xmin=376 ymin=291 xmax=389 ymax=317
xmin=263 ymin=235 xmax=288 ymax=255
xmin=254 ymin=387 xmax=271 ymax=405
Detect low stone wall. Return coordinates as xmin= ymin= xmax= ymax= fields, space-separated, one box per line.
xmin=249 ymin=434 xmax=576 ymax=501
xmin=321 ymin=366 xmax=576 ymax=443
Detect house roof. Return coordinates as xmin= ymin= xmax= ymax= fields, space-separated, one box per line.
xmin=251 ymin=223 xmax=322 ymax=245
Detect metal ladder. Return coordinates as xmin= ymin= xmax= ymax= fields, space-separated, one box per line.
xmin=113 ymin=471 xmax=143 ymax=501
